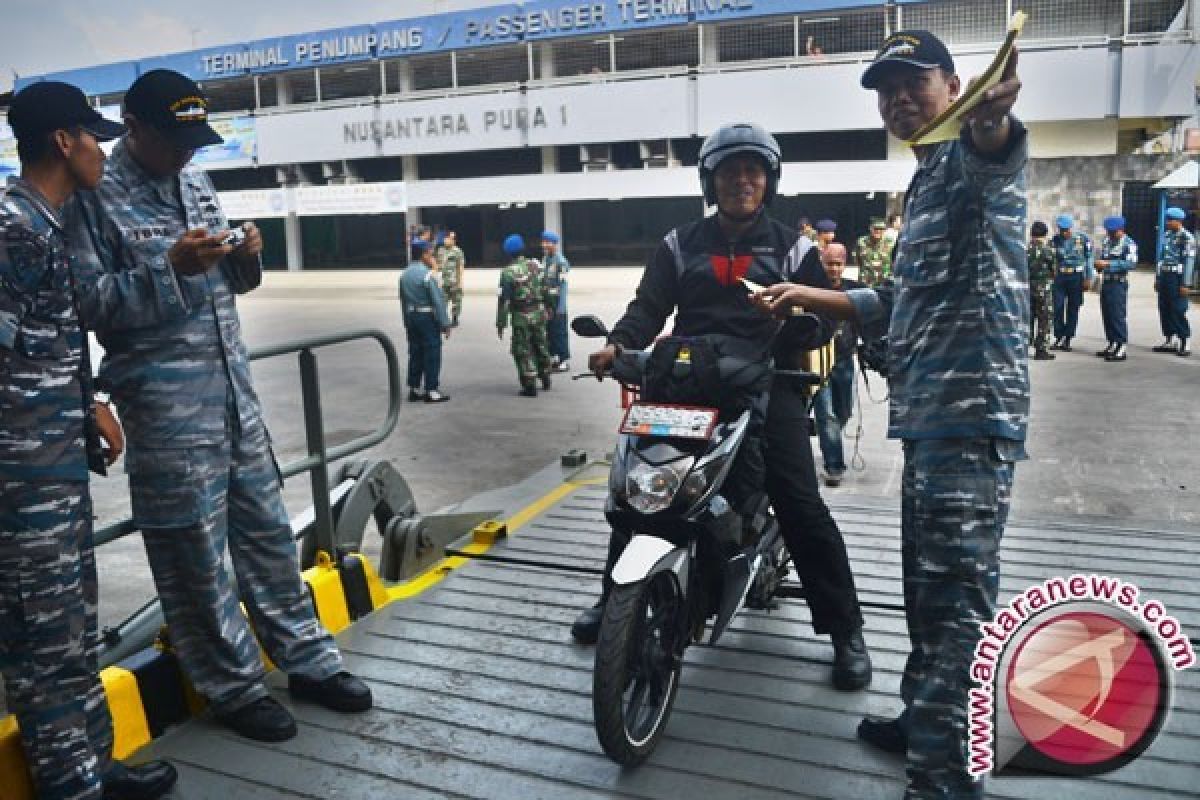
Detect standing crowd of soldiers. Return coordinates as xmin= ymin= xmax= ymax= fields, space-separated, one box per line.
xmin=1025 ymin=209 xmax=1194 ymax=362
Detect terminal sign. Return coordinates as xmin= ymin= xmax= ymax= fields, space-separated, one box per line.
xmin=344 ymin=105 xmax=568 ymax=145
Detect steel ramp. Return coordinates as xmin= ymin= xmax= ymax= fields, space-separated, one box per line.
xmin=143 ymin=485 xmax=1200 ymax=799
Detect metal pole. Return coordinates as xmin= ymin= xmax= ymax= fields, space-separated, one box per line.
xmin=1123 ymin=0 xmax=1131 ymax=38
xmin=314 ymin=67 xmax=322 ymax=103
xmin=299 ymin=348 xmax=335 ymax=556
xmin=380 ymin=60 xmax=388 ymax=95
xmin=451 ymin=51 xmax=459 ymax=87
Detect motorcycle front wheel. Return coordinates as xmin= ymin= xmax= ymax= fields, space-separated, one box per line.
xmin=592 ymin=570 xmax=685 ymax=766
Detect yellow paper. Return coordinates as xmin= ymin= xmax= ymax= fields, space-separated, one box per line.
xmin=906 ymin=11 xmax=1027 ymax=147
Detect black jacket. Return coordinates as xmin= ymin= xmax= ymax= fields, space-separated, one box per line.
xmin=608 ymin=213 xmax=834 ymax=359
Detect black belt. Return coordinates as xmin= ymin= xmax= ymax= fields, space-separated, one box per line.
xmin=406 ymin=306 xmax=434 ymax=313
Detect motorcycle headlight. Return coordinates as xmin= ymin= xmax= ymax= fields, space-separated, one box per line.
xmin=625 ymin=462 xmax=682 ymax=514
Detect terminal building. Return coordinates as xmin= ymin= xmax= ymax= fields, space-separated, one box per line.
xmin=8 ymin=0 xmax=1200 ymax=268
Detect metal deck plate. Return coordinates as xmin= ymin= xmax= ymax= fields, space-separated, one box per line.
xmin=146 ymin=487 xmax=1200 ymax=799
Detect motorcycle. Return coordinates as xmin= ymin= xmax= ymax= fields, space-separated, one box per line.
xmin=571 ymin=315 xmax=822 ymax=766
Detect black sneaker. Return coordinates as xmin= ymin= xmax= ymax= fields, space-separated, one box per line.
xmin=519 ymin=385 xmax=538 ymax=397
xmin=1061 ymin=338 xmax=1073 ymax=352
xmin=1033 ymin=349 xmax=1056 ymax=360
xmin=1178 ymin=338 xmax=1191 ymax=357
xmin=102 ymin=760 xmax=178 ymax=800
xmin=571 ymin=599 xmax=605 ymax=645
xmin=1095 ymin=344 xmax=1113 ymax=357
xmin=857 ymin=714 xmax=908 ymax=755
xmin=407 ymin=388 xmax=425 ymax=402
xmin=1153 ymin=337 xmax=1177 ymax=353
xmin=424 ymin=390 xmax=450 ymax=403
xmin=1106 ymin=344 xmax=1127 ymax=362
xmin=289 ymin=670 xmax=373 ymax=712
xmin=216 ymin=696 xmax=297 ymax=742
xmin=1049 ymin=338 xmax=1064 ymax=350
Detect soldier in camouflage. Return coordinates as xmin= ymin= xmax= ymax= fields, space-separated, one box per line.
xmin=1152 ymin=206 xmax=1195 ymax=356
xmin=760 ymin=31 xmax=1028 ymax=799
xmin=497 ymin=233 xmax=553 ymax=397
xmin=65 ymin=70 xmax=371 ymax=745
xmin=438 ymin=230 xmax=466 ymax=327
xmin=1026 ymin=220 xmax=1056 ymax=360
xmin=1 ymin=81 xmax=179 ymax=800
xmin=852 ymin=218 xmax=893 ymax=287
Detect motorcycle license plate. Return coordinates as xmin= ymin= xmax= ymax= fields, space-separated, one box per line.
xmin=620 ymin=403 xmax=718 ymax=440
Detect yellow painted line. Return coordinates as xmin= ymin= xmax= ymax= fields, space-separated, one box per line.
xmin=386 ymin=478 xmax=583 ymax=602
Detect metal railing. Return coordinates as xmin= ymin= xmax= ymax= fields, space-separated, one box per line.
xmin=94 ymin=328 xmax=401 ymax=663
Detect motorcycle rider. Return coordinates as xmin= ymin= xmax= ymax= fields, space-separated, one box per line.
xmin=570 ymin=122 xmax=872 ymax=691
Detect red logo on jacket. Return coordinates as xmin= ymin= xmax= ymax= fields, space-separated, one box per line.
xmin=711 ymin=254 xmax=752 ymax=287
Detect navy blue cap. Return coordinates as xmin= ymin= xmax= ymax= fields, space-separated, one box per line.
xmin=124 ymin=69 xmax=222 ymax=149
xmin=861 ymin=30 xmax=956 ymax=90
xmin=816 ymin=218 xmax=837 ymax=233
xmin=8 ymin=81 xmax=125 ymax=143
xmin=410 ymin=237 xmax=432 ymax=254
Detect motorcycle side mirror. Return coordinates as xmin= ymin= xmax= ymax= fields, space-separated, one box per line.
xmin=571 ymin=315 xmax=609 ymax=338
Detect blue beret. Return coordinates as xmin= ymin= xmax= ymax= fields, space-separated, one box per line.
xmin=815 ymin=218 xmax=836 ymax=233
xmin=410 ymin=237 xmax=431 ymax=253
xmin=541 ymin=230 xmax=560 ymax=244
xmin=1103 ymin=215 xmax=1125 ymax=232
xmin=1166 ymin=207 xmax=1187 ymax=221
xmin=503 ymin=233 xmax=525 ymax=256
xmin=1055 ymin=214 xmax=1074 ymax=230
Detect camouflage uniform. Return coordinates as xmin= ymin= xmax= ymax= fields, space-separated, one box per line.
xmin=496 ymin=256 xmax=551 ymax=390
xmin=0 ymin=180 xmax=116 ymax=800
xmin=541 ymin=250 xmax=571 ymax=364
xmin=1050 ymin=231 xmax=1093 ymax=340
xmin=438 ymin=244 xmax=465 ymax=325
xmin=853 ymin=233 xmax=892 ymax=286
xmin=847 ymin=121 xmax=1030 ymax=799
xmin=1026 ymin=239 xmax=1055 ymax=351
xmin=1156 ymin=226 xmax=1195 ymax=340
xmin=66 ymin=139 xmax=342 ymax=715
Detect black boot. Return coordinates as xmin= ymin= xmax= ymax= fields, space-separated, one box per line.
xmin=857 ymin=714 xmax=909 ymax=755
xmin=519 ymin=383 xmax=538 ymax=397
xmin=571 ymin=597 xmax=606 ymax=645
xmin=103 ymin=761 xmax=178 ymax=800
xmin=1106 ymin=343 xmax=1127 ymax=362
xmin=1153 ymin=336 xmax=1177 ymax=353
xmin=541 ymin=371 xmax=552 ymax=390
xmin=1178 ymin=337 xmax=1192 ymax=356
xmin=1095 ymin=342 xmax=1114 ymax=357
xmin=1033 ymin=349 xmax=1056 ymax=361
xmin=831 ymin=629 xmax=873 ymax=690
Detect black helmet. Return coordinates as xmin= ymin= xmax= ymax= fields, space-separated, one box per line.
xmin=698 ymin=123 xmax=782 ymax=207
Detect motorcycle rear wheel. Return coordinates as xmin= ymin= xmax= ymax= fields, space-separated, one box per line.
xmin=592 ymin=571 xmax=684 ymax=766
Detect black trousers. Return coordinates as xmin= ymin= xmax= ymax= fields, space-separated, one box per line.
xmin=763 ymin=379 xmax=864 ymax=636
xmin=599 ymin=381 xmax=864 ymax=637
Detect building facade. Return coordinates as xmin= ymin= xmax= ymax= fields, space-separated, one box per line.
xmin=11 ymin=0 xmax=1200 ymax=267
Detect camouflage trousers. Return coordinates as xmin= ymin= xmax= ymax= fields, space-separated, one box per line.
xmin=1030 ymin=283 xmax=1052 ymax=351
xmin=127 ymin=415 xmax=342 ymax=713
xmin=0 ymin=480 xmax=113 ymax=800
xmin=444 ymin=283 xmax=463 ymax=324
xmin=510 ymin=316 xmax=551 ymax=387
xmin=899 ymin=438 xmax=1015 ymax=800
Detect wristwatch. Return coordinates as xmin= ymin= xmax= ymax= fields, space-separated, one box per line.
xmin=94 ymin=391 xmax=114 ymax=407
